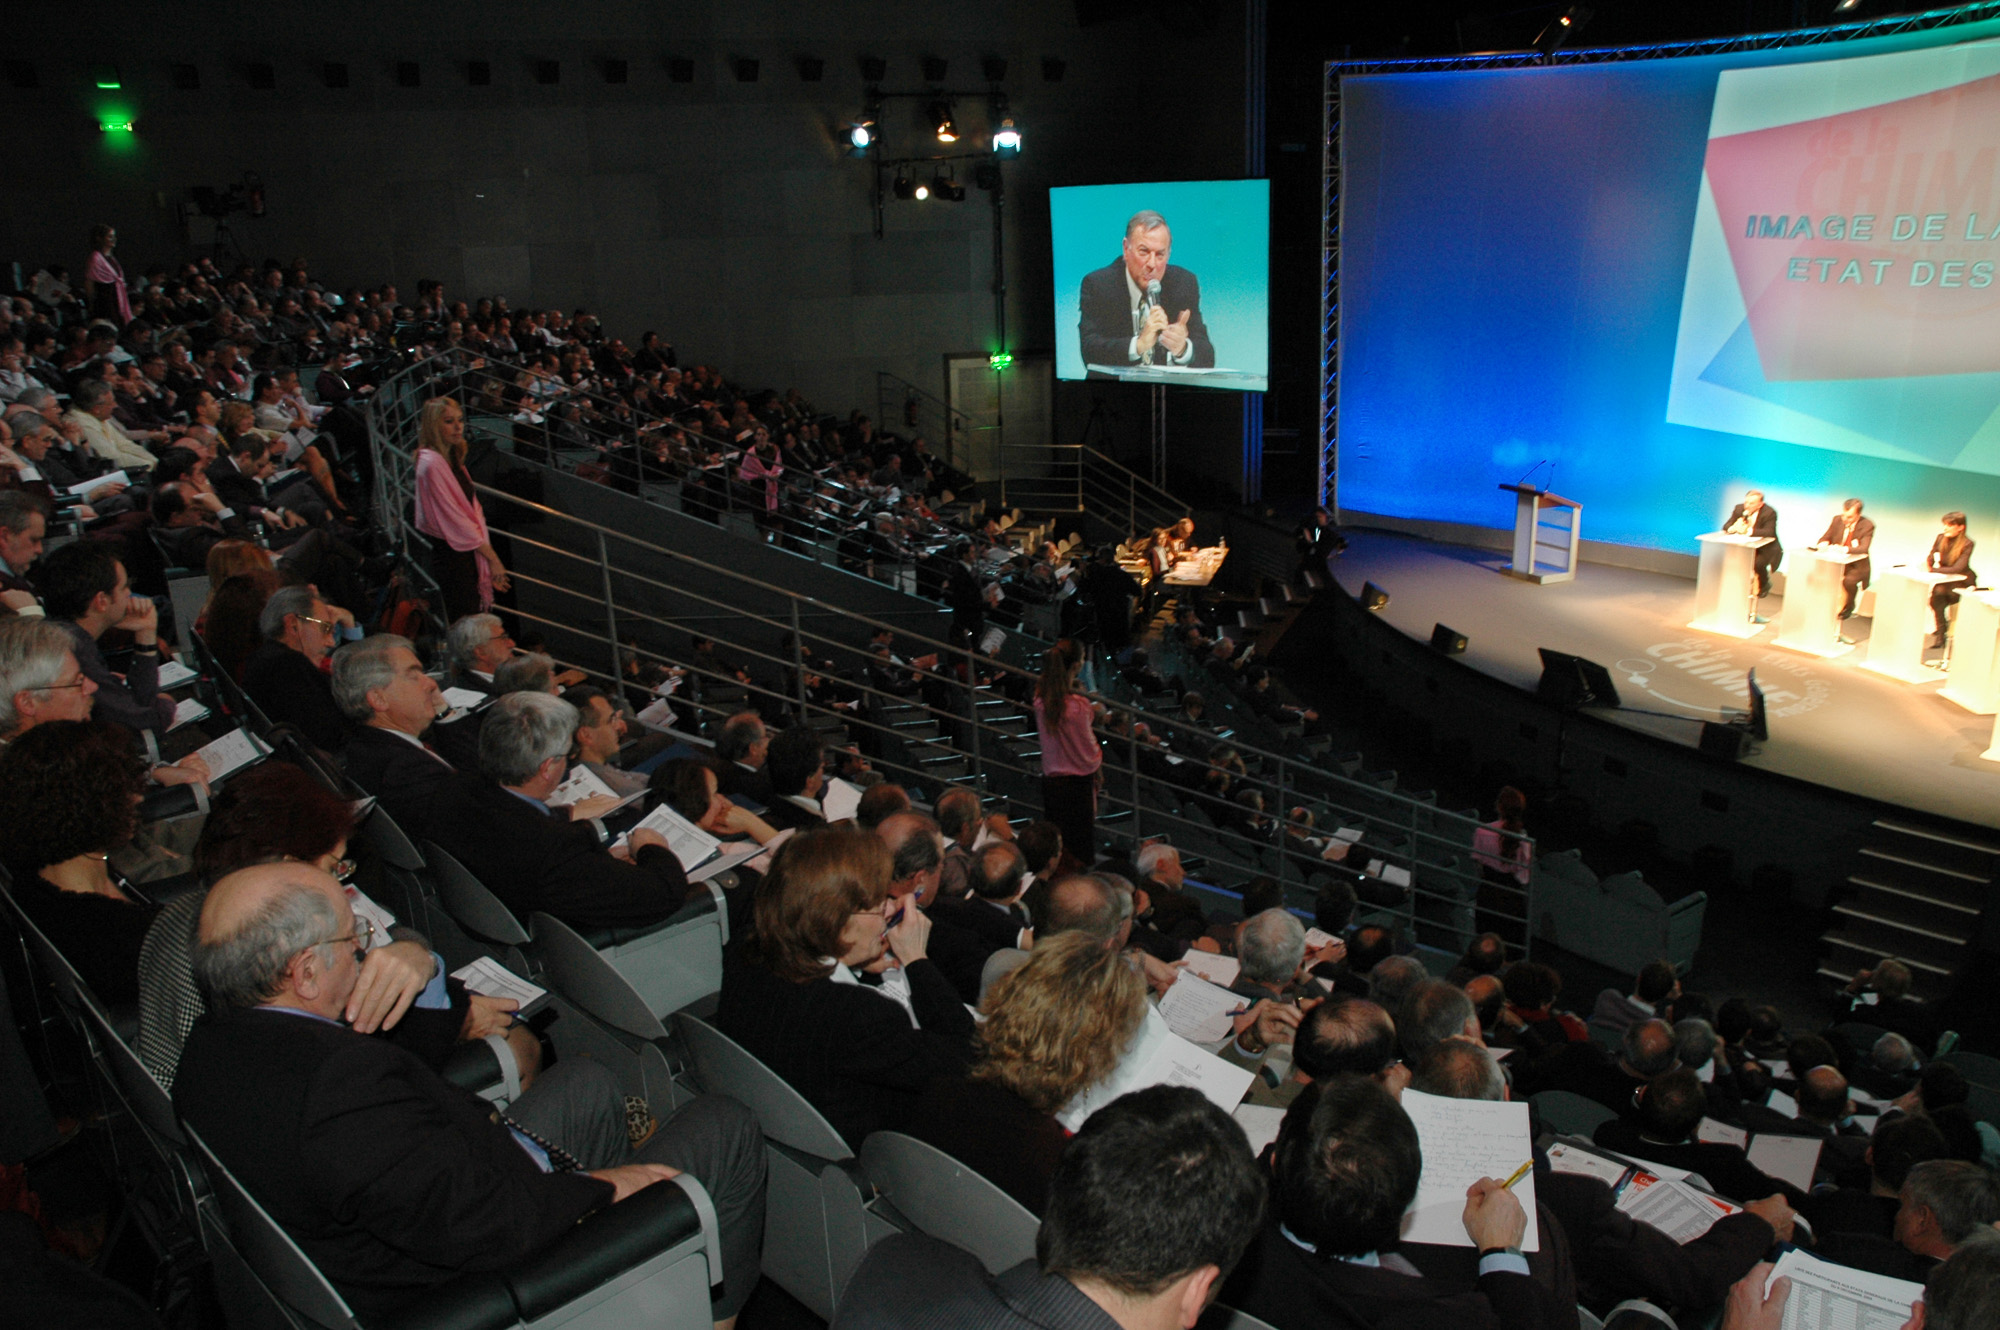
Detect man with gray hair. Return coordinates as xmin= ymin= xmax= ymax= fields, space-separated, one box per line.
xmin=65 ymin=376 xmax=158 ymax=471
xmin=242 ymin=584 xmax=349 ymax=750
xmin=1896 ymin=1160 xmax=2000 ymax=1269
xmin=1135 ymin=840 xmax=1208 ymax=946
xmin=0 ymin=491 xmax=48 ymax=616
xmin=334 ymin=634 xmax=456 ymax=834
xmin=1366 ymin=953 xmax=1428 ymax=1015
xmin=447 ymin=612 xmax=514 ymax=693
xmin=172 ymin=861 xmax=767 ymax=1323
xmin=1078 ymin=210 xmax=1214 ymax=372
xmin=1231 ymin=908 xmax=1306 ymax=1003
xmin=0 ymin=617 xmax=95 ymax=742
xmin=713 ymin=710 xmax=772 ymax=805
xmin=1397 ymin=980 xmax=1482 ymax=1065
xmin=425 ymin=692 xmax=692 ymax=929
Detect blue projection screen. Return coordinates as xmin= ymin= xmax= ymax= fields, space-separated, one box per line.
xmin=1051 ymin=179 xmax=1270 ymax=390
xmin=1336 ymin=22 xmax=2000 ymax=561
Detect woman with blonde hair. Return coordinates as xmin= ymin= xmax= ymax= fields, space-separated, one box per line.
xmin=413 ymin=396 xmax=510 ymax=619
xmin=715 ymin=825 xmax=973 ymax=1146
xmin=910 ymin=931 xmax=1146 ymax=1213
xmin=1033 ymin=638 xmax=1102 ymax=866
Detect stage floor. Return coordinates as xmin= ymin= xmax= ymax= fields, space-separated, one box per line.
xmin=1332 ymin=529 xmax=2000 ymax=831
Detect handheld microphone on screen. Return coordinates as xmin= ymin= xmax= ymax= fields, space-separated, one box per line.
xmin=1146 ymin=279 xmax=1162 ymax=313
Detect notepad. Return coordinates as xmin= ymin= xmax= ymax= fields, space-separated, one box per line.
xmin=1398 ymin=1089 xmax=1539 ymax=1250
xmin=1177 ymin=951 xmax=1241 ymax=987
xmin=156 ymin=660 xmax=198 ymax=689
xmin=1746 ymin=1133 xmax=1823 ymax=1193
xmin=1058 ymin=1008 xmax=1256 ymax=1132
xmin=439 ymin=686 xmax=487 ymax=712
xmin=167 ymin=697 xmax=211 ymax=731
xmin=1158 ymin=971 xmax=1248 ymax=1046
xmin=190 ymin=727 xmax=270 ymax=782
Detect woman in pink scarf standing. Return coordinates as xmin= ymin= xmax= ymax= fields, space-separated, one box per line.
xmin=413 ymin=397 xmax=510 ymax=620
xmin=738 ymin=437 xmax=786 ymax=542
xmin=83 ymin=224 xmax=132 ymax=326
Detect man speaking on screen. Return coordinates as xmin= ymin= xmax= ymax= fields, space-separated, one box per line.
xmin=1080 ymin=210 xmax=1216 ymax=373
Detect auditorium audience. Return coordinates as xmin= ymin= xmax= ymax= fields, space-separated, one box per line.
xmin=909 ymin=932 xmax=1145 ymax=1214
xmin=40 ymin=539 xmax=175 ymax=732
xmin=716 ymin=825 xmax=974 ymax=1146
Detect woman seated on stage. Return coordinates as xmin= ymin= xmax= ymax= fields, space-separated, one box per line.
xmin=1927 ymin=510 xmax=1976 ymax=649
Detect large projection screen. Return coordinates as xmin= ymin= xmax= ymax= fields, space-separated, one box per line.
xmin=1052 ymin=179 xmax=1270 ymax=390
xmin=1335 ymin=20 xmax=2000 ymax=562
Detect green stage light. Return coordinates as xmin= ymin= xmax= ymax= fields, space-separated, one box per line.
xmin=989 ymin=352 xmax=1013 ymax=370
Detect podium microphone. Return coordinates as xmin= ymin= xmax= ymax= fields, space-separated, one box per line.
xmin=1516 ymin=459 xmax=1549 ymax=488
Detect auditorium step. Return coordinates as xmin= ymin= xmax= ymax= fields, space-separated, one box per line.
xmin=1818 ymin=817 xmax=1997 ymax=999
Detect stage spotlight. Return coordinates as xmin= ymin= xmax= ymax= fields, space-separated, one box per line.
xmin=1834 ymin=0 xmax=1863 ymax=9
xmin=844 ymin=121 xmax=874 ymax=154
xmin=1361 ymin=582 xmax=1390 ymax=612
xmin=91 ymin=64 xmax=121 ymax=90
xmin=892 ymin=171 xmax=919 ymax=201
xmin=1429 ymin=624 xmax=1468 ymax=654
xmin=931 ymin=101 xmax=958 ymax=143
xmin=931 ymin=167 xmax=965 ymax=202
xmin=1534 ymin=5 xmax=1592 ymax=57
xmin=992 ymin=116 xmax=1021 ymax=157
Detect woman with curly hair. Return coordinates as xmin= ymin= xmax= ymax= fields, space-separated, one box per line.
xmin=908 ymin=930 xmax=1147 ymax=1213
xmin=0 ymin=720 xmax=153 ymax=1005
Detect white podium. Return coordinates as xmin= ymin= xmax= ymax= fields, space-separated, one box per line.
xmin=1861 ymin=567 xmax=1955 ymax=685
xmin=1689 ymin=533 xmax=1774 ymax=638
xmin=1772 ymin=547 xmax=1865 ymax=659
xmin=1941 ymin=589 xmax=2000 ymax=714
xmin=1498 ymin=484 xmax=1581 ymax=584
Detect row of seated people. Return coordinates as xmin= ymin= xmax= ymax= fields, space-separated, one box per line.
xmin=7 ymin=586 xmax=2000 ymax=1328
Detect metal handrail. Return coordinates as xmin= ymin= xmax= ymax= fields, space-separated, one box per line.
xmin=875 ymin=371 xmax=984 ymax=474
xmin=367 ymin=351 xmax=1531 ymax=947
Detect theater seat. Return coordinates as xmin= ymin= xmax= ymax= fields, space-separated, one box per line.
xmin=856 ymin=1132 xmax=1037 ymax=1275
xmin=187 ymin=1122 xmax=722 ymax=1330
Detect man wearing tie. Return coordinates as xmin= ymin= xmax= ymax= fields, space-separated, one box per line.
xmin=1723 ymin=489 xmax=1783 ymax=606
xmin=1078 ymin=211 xmax=1215 ymax=375
xmin=1815 ymin=498 xmax=1875 ymax=621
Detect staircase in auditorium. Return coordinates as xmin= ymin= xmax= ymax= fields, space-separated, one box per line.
xmin=1820 ymin=818 xmax=1994 ymax=997
xmin=362 ymin=350 xmax=1514 ymax=961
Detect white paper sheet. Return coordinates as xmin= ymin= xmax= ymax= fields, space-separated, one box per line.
xmin=1696 ymin=1117 xmax=1750 ymax=1149
xmin=1158 ymin=972 xmax=1249 ymax=1046
xmin=68 ymin=468 xmax=127 ymax=497
xmin=451 ymin=957 xmax=549 ymax=1011
xmin=1397 ymin=1089 xmax=1539 ymax=1251
xmin=690 ymin=841 xmax=771 ymax=884
xmin=168 ymin=697 xmax=211 ymax=731
xmin=1178 ymin=951 xmax=1241 ymax=986
xmin=1767 ymin=1089 xmax=1800 ymax=1119
xmin=821 ymin=777 xmax=863 ymax=824
xmin=440 ymin=686 xmax=487 ymax=711
xmin=191 ymin=727 xmax=269 ymax=782
xmin=1234 ymin=1103 xmax=1287 ymax=1156
xmin=156 ymin=660 xmax=198 ymax=688
xmin=1766 ymin=1248 xmax=1923 ymax=1330
xmin=344 ymin=884 xmax=398 ymax=942
xmin=547 ymin=764 xmax=619 ymax=807
xmin=1303 ymin=927 xmax=1342 ymax=951
xmin=1747 ymin=1133 xmax=1823 ymax=1193
xmin=1058 ymin=1008 xmax=1257 ymax=1131
xmin=1615 ymin=1174 xmax=1740 ymax=1243
xmin=619 ymin=803 xmax=722 ymax=871
xmin=741 ymin=826 xmax=798 ymax=877
xmin=1546 ymin=1141 xmax=1635 ymax=1188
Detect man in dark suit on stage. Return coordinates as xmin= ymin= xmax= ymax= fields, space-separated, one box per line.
xmin=1817 ymin=498 xmax=1875 ymax=620
xmin=1723 ymin=489 xmax=1783 ymax=602
xmin=172 ymin=860 xmax=766 ymax=1323
xmin=834 ymin=1085 xmax=1265 ymax=1330
xmin=1078 ymin=211 xmax=1215 ymax=374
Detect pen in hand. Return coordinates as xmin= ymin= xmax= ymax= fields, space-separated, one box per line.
xmin=1500 ymin=1160 xmax=1533 ymax=1191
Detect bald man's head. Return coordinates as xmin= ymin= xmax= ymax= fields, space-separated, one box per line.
xmin=1622 ymin=1018 xmax=1680 ymax=1078
xmin=877 ymin=810 xmax=945 ymax=906
xmin=194 ymin=862 xmax=356 ymax=1016
xmin=1799 ymin=1065 xmax=1854 ymax=1125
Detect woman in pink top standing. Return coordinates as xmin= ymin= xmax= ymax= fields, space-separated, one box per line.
xmin=1032 ymin=639 xmax=1103 ymax=868
xmin=83 ymin=224 xmax=132 ymax=326
xmin=413 ymin=397 xmax=511 ymax=620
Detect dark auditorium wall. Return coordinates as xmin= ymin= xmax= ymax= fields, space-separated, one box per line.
xmin=4 ymin=0 xmax=1253 ymax=493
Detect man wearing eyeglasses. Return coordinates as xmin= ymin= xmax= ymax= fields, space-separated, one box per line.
xmin=175 ymin=861 xmax=767 ymax=1325
xmin=241 ymin=584 xmax=350 ymax=751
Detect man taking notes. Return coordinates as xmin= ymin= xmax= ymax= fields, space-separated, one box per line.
xmin=1080 ymin=210 xmax=1215 ymax=372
